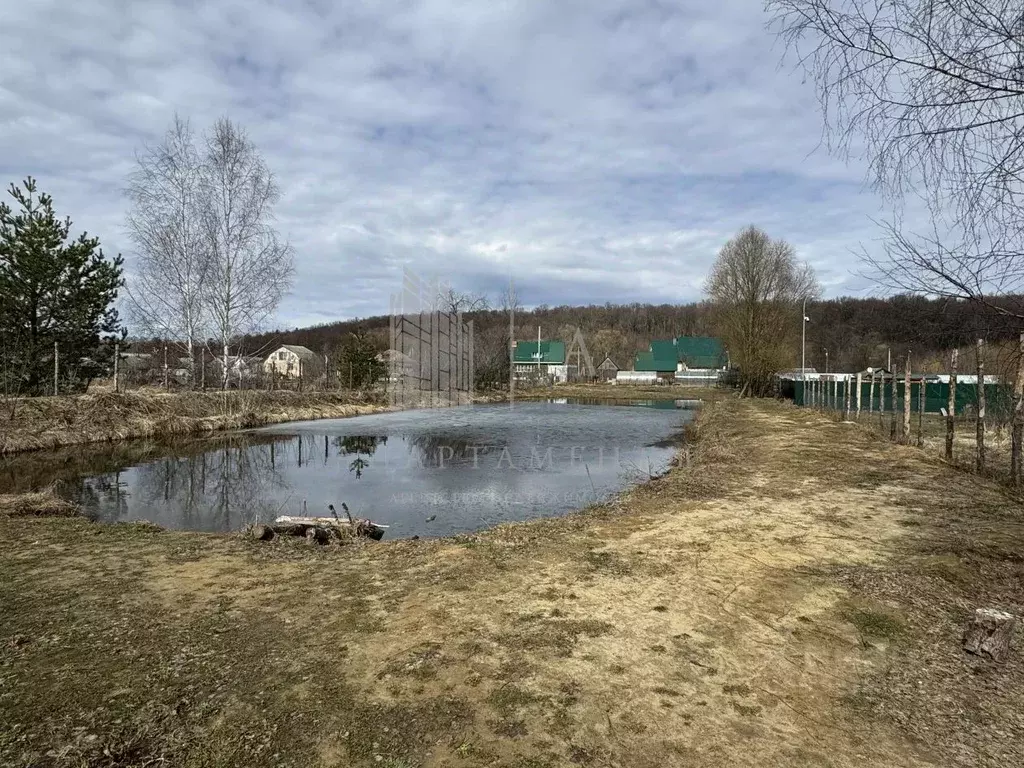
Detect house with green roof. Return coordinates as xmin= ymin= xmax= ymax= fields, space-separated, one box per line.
xmin=629 ymin=336 xmax=728 ymax=382
xmin=513 ymin=340 xmax=571 ymax=383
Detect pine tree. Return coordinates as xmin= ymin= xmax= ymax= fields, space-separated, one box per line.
xmin=0 ymin=178 xmax=124 ymax=395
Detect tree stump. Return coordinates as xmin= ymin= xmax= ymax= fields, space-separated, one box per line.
xmin=247 ymin=523 xmax=274 ymax=542
xmin=963 ymin=608 xmax=1017 ymax=661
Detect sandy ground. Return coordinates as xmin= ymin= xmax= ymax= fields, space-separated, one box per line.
xmin=1 ymin=395 xmax=1022 ymax=767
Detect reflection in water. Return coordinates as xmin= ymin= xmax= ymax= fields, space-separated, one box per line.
xmin=4 ymin=403 xmax=694 ymax=539
xmin=335 ymin=435 xmax=387 ymax=478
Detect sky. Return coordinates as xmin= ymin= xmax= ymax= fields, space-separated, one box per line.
xmin=0 ymin=0 xmax=892 ymax=329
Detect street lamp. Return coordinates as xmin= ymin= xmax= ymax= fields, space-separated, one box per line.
xmin=801 ymin=298 xmax=811 ymax=379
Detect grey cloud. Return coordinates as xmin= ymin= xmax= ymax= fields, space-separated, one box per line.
xmin=1 ymin=0 xmax=898 ymax=329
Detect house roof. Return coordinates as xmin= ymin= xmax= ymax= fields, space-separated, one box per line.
xmin=596 ymin=357 xmax=619 ymax=370
xmin=633 ymin=350 xmax=677 ymax=372
xmin=642 ymin=336 xmax=726 ymax=369
xmin=513 ymin=340 xmax=566 ymax=364
xmin=278 ymin=345 xmax=316 ymax=358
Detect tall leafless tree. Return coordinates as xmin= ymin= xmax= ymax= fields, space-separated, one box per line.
xmin=768 ymin=0 xmax=1024 ymax=315
xmin=125 ymin=116 xmax=209 ymax=385
xmin=706 ymin=226 xmax=820 ymax=396
xmin=201 ymin=119 xmax=293 ymax=390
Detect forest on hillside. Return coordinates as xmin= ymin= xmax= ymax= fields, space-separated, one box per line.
xmin=233 ymin=294 xmax=1022 ymax=384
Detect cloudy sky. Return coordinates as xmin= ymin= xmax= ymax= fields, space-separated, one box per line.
xmin=1 ymin=0 xmax=889 ymax=329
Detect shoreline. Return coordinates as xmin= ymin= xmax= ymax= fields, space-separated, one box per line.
xmin=0 ymin=384 xmax=706 ymax=457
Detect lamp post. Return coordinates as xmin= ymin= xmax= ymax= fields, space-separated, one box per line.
xmin=801 ymin=299 xmax=806 ymax=379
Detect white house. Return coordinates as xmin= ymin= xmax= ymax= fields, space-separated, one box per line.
xmin=263 ymin=345 xmax=318 ymax=379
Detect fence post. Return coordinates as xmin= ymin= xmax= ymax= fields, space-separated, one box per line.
xmin=113 ymin=341 xmax=120 ymax=394
xmin=880 ymin=372 xmax=887 ymax=422
xmin=844 ymin=375 xmax=851 ymax=420
xmin=917 ymin=375 xmax=924 ymax=448
xmin=868 ymin=372 xmax=875 ymax=415
xmin=977 ymin=338 xmax=986 ymax=473
xmin=889 ymin=371 xmax=898 ymax=440
xmin=902 ymin=353 xmax=911 ymax=444
xmin=855 ymin=372 xmax=862 ymax=418
xmin=1012 ymin=333 xmax=1024 ymax=486
xmin=946 ymin=349 xmax=957 ymax=460
xmin=53 ymin=340 xmax=59 ymax=396
xmin=832 ymin=378 xmax=838 ymax=411
xmin=163 ymin=344 xmax=169 ymax=390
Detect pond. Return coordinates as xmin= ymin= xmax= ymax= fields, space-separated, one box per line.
xmin=0 ymin=401 xmax=694 ymax=539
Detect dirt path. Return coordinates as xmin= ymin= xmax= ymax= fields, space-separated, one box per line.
xmin=2 ymin=397 xmax=1022 ymax=767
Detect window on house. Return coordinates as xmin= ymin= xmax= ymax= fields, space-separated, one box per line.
xmin=278 ymin=351 xmax=287 ymax=360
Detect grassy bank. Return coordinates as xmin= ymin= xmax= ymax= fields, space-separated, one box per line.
xmin=0 ymin=390 xmax=386 ymax=455
xmin=2 ymin=397 xmax=1023 ymax=766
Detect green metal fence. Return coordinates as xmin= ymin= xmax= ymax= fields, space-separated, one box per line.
xmin=793 ymin=379 xmax=1010 ymax=419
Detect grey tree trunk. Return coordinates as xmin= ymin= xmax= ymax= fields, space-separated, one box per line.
xmin=222 ymin=341 xmax=230 ymax=392
xmin=1012 ymin=333 xmax=1024 ymax=487
xmin=946 ymin=349 xmax=958 ymax=460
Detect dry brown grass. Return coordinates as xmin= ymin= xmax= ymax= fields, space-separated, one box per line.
xmin=0 ymin=390 xmax=386 ymax=455
xmin=0 ymin=486 xmax=81 ymax=517
xmin=1 ymin=396 xmax=1022 ymax=767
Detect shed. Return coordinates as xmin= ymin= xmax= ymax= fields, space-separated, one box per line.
xmin=596 ymin=357 xmax=619 ymax=381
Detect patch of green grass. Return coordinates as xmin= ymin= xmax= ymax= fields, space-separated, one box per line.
xmin=843 ymin=604 xmax=905 ymax=641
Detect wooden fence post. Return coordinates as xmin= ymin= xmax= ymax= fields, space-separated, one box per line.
xmin=902 ymin=354 xmax=912 ymax=444
xmin=946 ymin=349 xmax=957 ymax=461
xmin=53 ymin=340 xmax=59 ymax=396
xmin=113 ymin=341 xmax=119 ymax=394
xmin=977 ymin=338 xmax=986 ymax=473
xmin=844 ymin=375 xmax=851 ymax=420
xmin=880 ymin=372 xmax=887 ymax=420
xmin=888 ymin=371 xmax=897 ymax=440
xmin=833 ymin=378 xmax=838 ymax=411
xmin=1012 ymin=333 xmax=1024 ymax=487
xmin=868 ymin=372 xmax=875 ymax=415
xmin=917 ymin=375 xmax=925 ymax=448
xmin=855 ymin=373 xmax=862 ymax=418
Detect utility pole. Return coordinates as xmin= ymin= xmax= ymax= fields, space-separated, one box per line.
xmin=801 ymin=298 xmax=806 ymax=378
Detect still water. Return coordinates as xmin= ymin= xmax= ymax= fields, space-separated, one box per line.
xmin=2 ymin=401 xmax=693 ymax=539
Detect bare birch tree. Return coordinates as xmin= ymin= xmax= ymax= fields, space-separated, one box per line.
xmin=201 ymin=119 xmax=293 ymax=390
xmin=768 ymin=0 xmax=1024 ymax=315
xmin=125 ymin=116 xmax=209 ymax=385
xmin=706 ymin=226 xmax=820 ymax=397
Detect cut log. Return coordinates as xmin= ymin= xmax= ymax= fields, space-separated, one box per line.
xmin=963 ymin=608 xmax=1017 ymax=661
xmin=246 ymin=523 xmax=275 ymax=542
